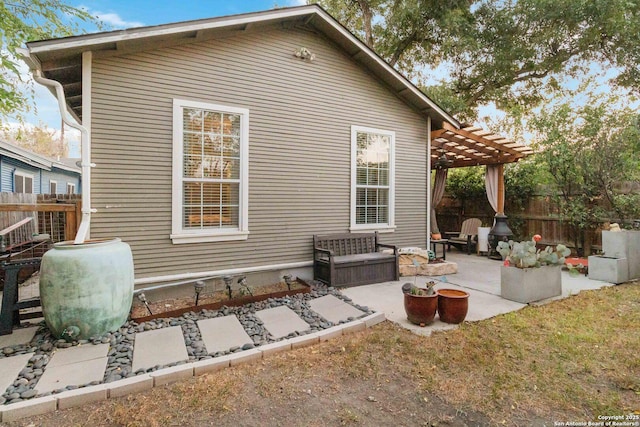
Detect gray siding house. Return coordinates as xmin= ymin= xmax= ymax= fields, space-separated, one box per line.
xmin=22 ymin=5 xmax=460 ymax=286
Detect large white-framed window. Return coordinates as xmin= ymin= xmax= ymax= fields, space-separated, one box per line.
xmin=14 ymin=172 xmax=34 ymax=194
xmin=171 ymin=99 xmax=249 ymax=244
xmin=50 ymin=180 xmax=57 ymax=194
xmin=350 ymin=125 xmax=395 ymax=232
xmin=66 ymin=183 xmax=75 ymax=194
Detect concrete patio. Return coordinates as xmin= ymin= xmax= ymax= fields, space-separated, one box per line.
xmin=342 ymin=250 xmax=616 ymax=336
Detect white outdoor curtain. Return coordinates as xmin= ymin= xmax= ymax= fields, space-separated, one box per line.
xmin=430 ymin=168 xmax=448 ymax=233
xmin=485 ymin=165 xmax=499 ymax=213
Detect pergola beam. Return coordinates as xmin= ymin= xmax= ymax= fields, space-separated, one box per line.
xmin=442 ymin=122 xmax=526 ymax=158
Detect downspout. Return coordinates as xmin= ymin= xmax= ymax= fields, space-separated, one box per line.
xmin=28 ymin=63 xmax=95 ymax=244
xmin=426 ymin=116 xmax=431 ymax=250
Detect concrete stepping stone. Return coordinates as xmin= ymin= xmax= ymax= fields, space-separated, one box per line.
xmin=0 ymin=353 xmax=33 ymax=394
xmin=132 ymin=326 xmax=188 ymax=372
xmin=36 ymin=344 xmax=110 ymax=394
xmin=255 ymin=306 xmax=310 ymax=340
xmin=308 ymin=295 xmax=365 ymax=324
xmin=0 ymin=326 xmax=38 ymax=349
xmin=46 ymin=343 xmax=109 ymax=368
xmin=197 ymin=315 xmax=252 ymax=354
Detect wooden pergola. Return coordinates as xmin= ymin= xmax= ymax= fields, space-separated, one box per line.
xmin=430 ymin=122 xmax=534 ymax=213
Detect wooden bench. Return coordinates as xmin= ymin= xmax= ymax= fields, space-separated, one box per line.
xmin=313 ymin=232 xmax=399 ymax=287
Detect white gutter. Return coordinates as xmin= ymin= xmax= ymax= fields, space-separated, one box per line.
xmin=19 ymin=48 xmax=95 ymax=244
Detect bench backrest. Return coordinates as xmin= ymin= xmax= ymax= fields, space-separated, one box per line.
xmin=314 ymin=233 xmax=377 ymax=256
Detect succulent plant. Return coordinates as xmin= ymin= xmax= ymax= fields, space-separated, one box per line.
xmin=497 ymin=238 xmax=570 ymax=269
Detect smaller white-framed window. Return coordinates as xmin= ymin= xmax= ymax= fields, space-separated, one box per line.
xmin=14 ymin=172 xmax=34 ymax=194
xmin=350 ymin=125 xmax=395 ymax=232
xmin=50 ymin=180 xmax=58 ymax=194
xmin=66 ymin=183 xmax=76 ymax=194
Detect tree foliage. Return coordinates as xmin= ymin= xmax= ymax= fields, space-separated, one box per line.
xmin=531 ymin=91 xmax=640 ymax=253
xmin=0 ymin=1 xmax=98 ymax=118
xmin=1 ymin=123 xmax=68 ymax=158
xmin=314 ymin=0 xmax=640 ymax=120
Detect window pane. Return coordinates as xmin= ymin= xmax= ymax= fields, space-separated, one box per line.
xmin=221 ymin=183 xmax=239 ymax=206
xmin=203 ymin=111 xmax=222 ymax=134
xmin=223 ymin=158 xmax=240 ymax=179
xmin=203 ymin=134 xmax=222 ymax=157
xmin=366 ymin=188 xmax=377 ymax=205
xmin=356 ymin=206 xmax=366 ymax=224
xmin=378 ymin=189 xmax=389 ymax=206
xmin=202 ymin=206 xmax=222 ymax=227
xmin=378 ymin=206 xmax=389 ymax=223
xmin=184 ymin=182 xmax=202 ymax=205
xmin=356 ymin=188 xmax=366 ymax=205
xmin=366 ymin=207 xmax=377 ymax=224
xmin=356 ymin=168 xmax=367 ymax=185
xmin=202 ymin=182 xmax=222 ymax=205
xmin=184 ymin=205 xmax=202 ymax=228
xmin=25 ymin=177 xmax=33 ymax=194
xmin=223 ymin=136 xmax=240 ymax=157
xmin=367 ymin=168 xmax=379 ymax=186
xmin=223 ymin=114 xmax=240 ymax=137
xmin=183 ymin=109 xmax=202 ymax=132
xmin=221 ymin=205 xmax=239 ymax=227
xmin=202 ymin=156 xmax=221 ymax=179
xmin=357 ymin=132 xmax=367 ymax=150
xmin=15 ymin=176 xmax=23 ymax=193
xmin=184 ymin=155 xmax=202 ymax=178
xmin=379 ymin=169 xmax=388 ymax=186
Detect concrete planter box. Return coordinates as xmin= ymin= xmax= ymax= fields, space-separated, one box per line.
xmin=601 ymin=230 xmax=640 ymax=280
xmin=500 ymin=265 xmax=562 ymax=304
xmin=588 ymin=256 xmax=629 ymax=284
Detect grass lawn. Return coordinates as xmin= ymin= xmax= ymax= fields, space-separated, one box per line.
xmin=8 ymin=282 xmax=640 ymax=427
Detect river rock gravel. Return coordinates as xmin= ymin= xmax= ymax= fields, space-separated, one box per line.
xmin=1 ymin=283 xmax=372 ymax=404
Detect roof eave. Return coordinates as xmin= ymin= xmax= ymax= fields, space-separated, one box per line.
xmin=25 ymin=4 xmax=459 ymax=128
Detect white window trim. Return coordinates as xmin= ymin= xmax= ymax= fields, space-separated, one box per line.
xmin=66 ymin=183 xmax=76 ymax=194
xmin=171 ymin=98 xmax=250 ymax=244
xmin=350 ymin=125 xmax=396 ymax=233
xmin=50 ymin=180 xmax=58 ymax=194
xmin=14 ymin=171 xmax=34 ymax=194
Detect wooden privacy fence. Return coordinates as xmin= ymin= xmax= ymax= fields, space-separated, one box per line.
xmin=0 ymin=193 xmax=81 ymax=246
xmin=435 ymin=192 xmax=607 ymax=254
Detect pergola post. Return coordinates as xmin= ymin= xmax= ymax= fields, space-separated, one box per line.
xmin=497 ymin=163 xmax=505 ymax=214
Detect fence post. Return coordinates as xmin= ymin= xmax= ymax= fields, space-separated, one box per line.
xmin=65 ymin=208 xmax=76 ymax=242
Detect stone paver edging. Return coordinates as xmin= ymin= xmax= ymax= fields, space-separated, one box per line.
xmin=0 ymin=312 xmax=385 ymax=423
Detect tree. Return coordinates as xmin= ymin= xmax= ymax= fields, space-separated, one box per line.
xmin=1 ymin=123 xmax=68 ymax=158
xmin=314 ymin=0 xmax=640 ymax=120
xmin=0 ymin=1 xmax=98 ymax=118
xmin=531 ymin=91 xmax=640 ymax=254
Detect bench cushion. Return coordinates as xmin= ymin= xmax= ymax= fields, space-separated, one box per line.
xmin=333 ymin=252 xmax=394 ymax=264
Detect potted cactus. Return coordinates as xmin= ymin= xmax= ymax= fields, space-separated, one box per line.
xmin=497 ymin=238 xmax=570 ymax=303
xmin=402 ymin=281 xmax=438 ymax=326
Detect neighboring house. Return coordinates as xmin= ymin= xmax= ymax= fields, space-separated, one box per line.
xmin=22 ymin=5 xmax=460 ymax=285
xmin=0 ymin=141 xmax=81 ymax=195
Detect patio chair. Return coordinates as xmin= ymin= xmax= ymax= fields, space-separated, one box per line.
xmin=445 ymin=218 xmax=482 ymax=255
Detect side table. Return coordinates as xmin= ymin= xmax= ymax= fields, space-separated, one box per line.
xmin=430 ymin=239 xmax=448 ymax=260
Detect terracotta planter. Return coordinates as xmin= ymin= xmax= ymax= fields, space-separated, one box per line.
xmin=437 ymin=289 xmax=469 ymax=324
xmin=403 ymin=291 xmax=438 ymax=326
